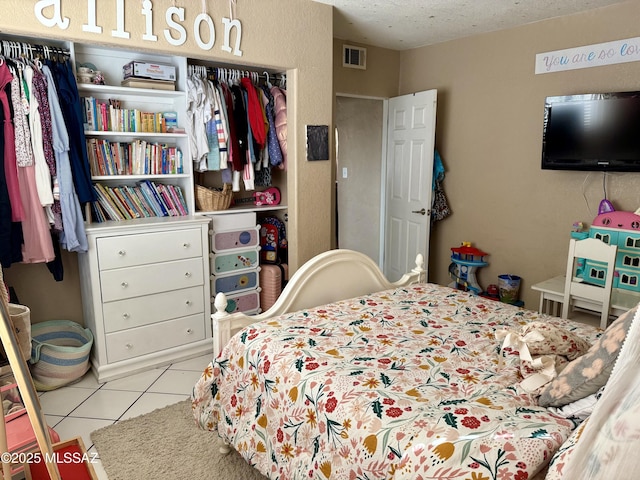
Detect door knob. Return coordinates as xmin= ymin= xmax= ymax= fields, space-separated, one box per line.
xmin=412 ymin=208 xmax=427 ymax=215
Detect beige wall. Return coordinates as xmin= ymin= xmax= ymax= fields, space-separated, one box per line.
xmin=399 ymin=1 xmax=640 ymax=309
xmin=331 ymin=40 xmax=400 ymax=252
xmin=333 ymin=39 xmax=400 ymax=97
xmin=1 ymin=0 xmax=333 ymax=324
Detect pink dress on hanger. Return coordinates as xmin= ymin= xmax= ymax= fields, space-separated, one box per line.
xmin=0 ymin=63 xmax=24 ymax=221
xmin=10 ymin=65 xmax=54 ymax=263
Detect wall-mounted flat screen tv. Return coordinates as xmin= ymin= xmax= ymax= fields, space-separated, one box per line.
xmin=542 ymin=91 xmax=640 ymax=171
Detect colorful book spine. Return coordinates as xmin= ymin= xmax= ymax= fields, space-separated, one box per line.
xmin=155 ymin=183 xmax=177 ymax=216
xmin=137 ymin=182 xmax=162 ymax=217
xmin=139 ymin=180 xmax=168 ymax=216
xmin=93 ymin=183 xmax=124 ymax=221
xmin=167 ymin=185 xmax=187 ymax=215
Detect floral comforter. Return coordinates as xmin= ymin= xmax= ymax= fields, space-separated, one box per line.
xmin=192 ymin=283 xmax=600 ymax=480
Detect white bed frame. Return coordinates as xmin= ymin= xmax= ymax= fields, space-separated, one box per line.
xmin=212 ymin=249 xmax=425 ymax=358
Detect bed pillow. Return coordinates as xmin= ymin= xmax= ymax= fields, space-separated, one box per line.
xmin=519 ymin=321 xmax=591 ymax=360
xmin=538 ymin=304 xmax=638 ymax=408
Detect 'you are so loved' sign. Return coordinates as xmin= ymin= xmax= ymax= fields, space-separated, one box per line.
xmin=535 ymin=36 xmax=640 ymax=74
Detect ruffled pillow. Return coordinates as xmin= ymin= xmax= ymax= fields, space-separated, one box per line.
xmin=538 ymin=304 xmax=638 ymax=408
xmin=498 ymin=321 xmax=592 ymax=392
xmin=519 ymin=321 xmax=591 ymax=361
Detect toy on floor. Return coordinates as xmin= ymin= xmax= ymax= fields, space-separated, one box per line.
xmin=449 ymin=242 xmax=489 ymax=295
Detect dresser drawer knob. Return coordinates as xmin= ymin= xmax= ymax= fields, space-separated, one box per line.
xmin=183 ymin=242 xmax=191 ymax=248
xmin=184 ymin=272 xmax=192 ymax=278
xmin=118 ymin=250 xmax=126 ymax=256
xmin=125 ymin=343 xmax=133 ymax=349
xmin=186 ymin=328 xmax=193 ymax=334
xmin=122 ymin=313 xmax=130 ymax=319
xmin=185 ymin=300 xmax=192 ymax=306
xmin=121 ymin=282 xmax=129 ymax=288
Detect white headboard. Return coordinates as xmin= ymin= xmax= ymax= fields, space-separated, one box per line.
xmin=212 ymin=249 xmax=425 ymax=357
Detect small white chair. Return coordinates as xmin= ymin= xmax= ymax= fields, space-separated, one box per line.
xmin=562 ymin=237 xmax=617 ymax=329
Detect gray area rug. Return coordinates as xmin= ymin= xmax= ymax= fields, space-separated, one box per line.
xmin=91 ymin=399 xmax=268 ymax=480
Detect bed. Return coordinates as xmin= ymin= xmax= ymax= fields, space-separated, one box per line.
xmin=192 ymin=249 xmax=630 ymax=480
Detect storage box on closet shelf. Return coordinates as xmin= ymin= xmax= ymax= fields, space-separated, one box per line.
xmin=195 ymin=183 xmax=233 ymax=211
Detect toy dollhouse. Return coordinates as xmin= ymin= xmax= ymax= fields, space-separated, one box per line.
xmin=449 ymin=243 xmax=489 ymax=294
xmin=582 ymin=201 xmax=640 ymax=293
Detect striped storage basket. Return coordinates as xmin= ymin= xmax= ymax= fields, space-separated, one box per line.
xmin=29 ymin=320 xmax=94 ymax=391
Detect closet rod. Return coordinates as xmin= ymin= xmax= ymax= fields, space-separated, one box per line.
xmin=188 ymin=63 xmax=285 ymax=85
xmin=0 ymin=39 xmax=70 ymax=61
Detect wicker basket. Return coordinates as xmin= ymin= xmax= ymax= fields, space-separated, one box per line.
xmin=29 ymin=320 xmax=94 ymax=391
xmin=195 ymin=183 xmax=233 ymax=211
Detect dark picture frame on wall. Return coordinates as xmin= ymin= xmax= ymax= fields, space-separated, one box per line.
xmin=306 ymin=125 xmax=329 ymax=161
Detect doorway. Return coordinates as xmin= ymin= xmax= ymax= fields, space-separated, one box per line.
xmin=335 ymin=95 xmax=385 ymax=265
xmin=335 ymin=90 xmax=437 ymax=281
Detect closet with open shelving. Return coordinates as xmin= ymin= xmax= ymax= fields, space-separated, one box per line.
xmin=185 ymin=60 xmax=290 ymax=315
xmin=0 ymin=30 xmax=293 ymax=380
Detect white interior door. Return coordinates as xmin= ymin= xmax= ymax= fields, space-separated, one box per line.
xmin=383 ymin=90 xmax=437 ymax=281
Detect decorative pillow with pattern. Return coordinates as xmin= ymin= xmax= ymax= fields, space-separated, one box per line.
xmin=538 ymin=304 xmax=638 ymax=408
xmin=497 ymin=321 xmax=592 ymax=392
xmin=520 ymin=321 xmax=591 ymax=361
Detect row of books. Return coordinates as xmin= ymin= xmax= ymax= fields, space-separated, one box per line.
xmin=92 ymin=180 xmax=188 ymax=222
xmin=87 ymin=138 xmax=183 ymax=176
xmin=82 ymin=96 xmax=178 ymax=133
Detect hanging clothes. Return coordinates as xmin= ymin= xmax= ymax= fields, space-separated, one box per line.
xmin=186 ymin=72 xmax=211 ymax=172
xmin=22 ymin=63 xmax=62 ymax=231
xmin=0 ymin=81 xmax=23 ymax=268
xmin=260 ymin=84 xmax=283 ymax=168
xmin=52 ymin=59 xmax=96 ymax=204
xmin=271 ymin=86 xmax=288 ymax=170
xmin=242 ymin=88 xmax=255 ymax=191
xmin=241 ymin=77 xmax=266 ymax=150
xmin=219 ymin=82 xmax=236 ymax=186
xmin=0 ymin=62 xmax=23 ymax=222
xmin=12 ymin=65 xmax=35 ymax=170
xmin=203 ymin=78 xmax=220 ymax=171
xmin=185 ymin=65 xmax=287 ymax=195
xmin=29 ymin=66 xmax=55 ymax=209
xmin=213 ymin=82 xmax=230 ymax=170
xmin=43 ymin=64 xmax=88 ymax=253
xmin=431 ymin=150 xmax=452 ymax=223
xmin=12 ymin=65 xmax=55 ymax=263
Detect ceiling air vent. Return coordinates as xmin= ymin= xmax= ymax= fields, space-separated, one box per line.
xmin=343 ymin=44 xmax=366 ymax=70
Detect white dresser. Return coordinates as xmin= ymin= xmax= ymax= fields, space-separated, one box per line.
xmin=78 ymin=217 xmax=212 ymax=382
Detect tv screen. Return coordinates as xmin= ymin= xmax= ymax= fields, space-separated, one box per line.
xmin=542 ymin=91 xmax=640 ymax=171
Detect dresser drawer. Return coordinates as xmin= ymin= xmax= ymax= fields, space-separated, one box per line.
xmin=210 ymin=249 xmax=259 ymax=275
xmin=106 ymin=314 xmax=206 ymax=363
xmin=102 ymin=286 xmax=205 ymax=333
xmin=212 ymin=269 xmax=260 ymax=295
xmin=210 ymin=226 xmax=260 ymax=252
xmin=223 ymin=289 xmax=261 ymax=314
xmin=101 ymin=258 xmax=204 ymax=302
xmin=97 ymin=228 xmax=203 ymax=270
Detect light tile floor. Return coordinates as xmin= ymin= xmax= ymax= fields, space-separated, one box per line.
xmin=37 ymin=352 xmax=212 ymax=480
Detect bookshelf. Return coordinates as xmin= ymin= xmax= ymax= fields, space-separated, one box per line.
xmin=68 ymin=43 xmax=214 ymax=380
xmin=72 ymin=44 xmax=193 ymax=224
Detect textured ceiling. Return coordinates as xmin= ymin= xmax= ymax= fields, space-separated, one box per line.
xmin=312 ymin=0 xmax=628 ymax=50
